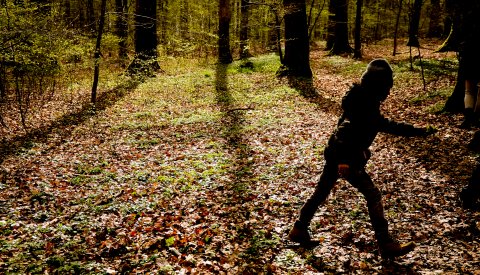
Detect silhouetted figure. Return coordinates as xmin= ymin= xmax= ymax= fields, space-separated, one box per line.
xmin=288 ymin=59 xmax=435 ymax=259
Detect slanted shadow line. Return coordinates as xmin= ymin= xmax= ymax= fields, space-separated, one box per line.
xmin=215 ymin=62 xmax=255 ymax=194
xmin=0 ymin=79 xmax=139 ymax=164
xmin=284 ymin=75 xmax=342 ymax=116
xmin=215 ymin=63 xmax=268 ymax=268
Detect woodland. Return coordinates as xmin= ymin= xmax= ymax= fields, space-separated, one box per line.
xmin=0 ymin=0 xmax=479 ymax=274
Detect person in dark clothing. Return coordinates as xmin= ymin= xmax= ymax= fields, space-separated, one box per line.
xmin=288 ymin=59 xmax=435 ymax=259
xmin=458 ymin=0 xmax=480 ymax=128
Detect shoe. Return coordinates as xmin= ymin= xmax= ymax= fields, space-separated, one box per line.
xmin=288 ymin=221 xmax=320 ymax=248
xmin=460 ymin=109 xmax=475 ymax=129
xmin=460 ymin=118 xmax=473 ymax=129
xmin=288 ymin=221 xmax=312 ymax=243
xmin=379 ymin=240 xmax=416 ymax=259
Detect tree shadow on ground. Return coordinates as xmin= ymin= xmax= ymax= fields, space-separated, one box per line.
xmin=284 ymin=75 xmax=342 ymax=116
xmin=215 ymin=63 xmax=255 ymax=194
xmin=0 ymin=79 xmax=139 ymax=165
xmin=215 ymin=63 xmax=278 ymax=272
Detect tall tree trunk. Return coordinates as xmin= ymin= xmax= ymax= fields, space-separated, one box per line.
xmin=218 ymin=0 xmax=233 ymax=64
xmin=278 ymin=0 xmax=312 ymax=78
xmin=329 ymin=0 xmax=352 ymax=55
xmin=128 ymin=0 xmax=161 ymax=75
xmin=158 ymin=0 xmax=168 ymax=45
xmin=239 ymin=0 xmax=251 ymax=59
xmin=406 ymin=0 xmax=423 ymax=47
xmin=353 ymin=0 xmax=362 ymax=59
xmin=393 ymin=0 xmax=403 ymax=55
xmin=326 ymin=0 xmax=335 ymax=50
xmin=180 ymin=0 xmax=189 ymax=40
xmin=64 ymin=0 xmax=71 ymax=25
xmin=92 ymin=0 xmax=107 ymax=104
xmin=87 ymin=0 xmax=95 ymax=34
xmin=427 ymin=0 xmax=442 ymax=37
xmin=115 ymin=0 xmax=128 ymax=61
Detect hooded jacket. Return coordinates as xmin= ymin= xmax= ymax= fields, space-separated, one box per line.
xmin=324 ymin=84 xmax=425 ymax=167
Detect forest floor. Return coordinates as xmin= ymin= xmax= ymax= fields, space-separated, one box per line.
xmin=1 ymin=40 xmax=479 ymax=274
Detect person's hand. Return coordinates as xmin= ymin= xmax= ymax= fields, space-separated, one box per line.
xmin=338 ymin=164 xmax=350 ymax=178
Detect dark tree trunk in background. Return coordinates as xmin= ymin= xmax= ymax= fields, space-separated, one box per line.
xmin=64 ymin=0 xmax=71 ymax=24
xmin=128 ymin=0 xmax=161 ymax=76
xmin=180 ymin=0 xmax=189 ymax=40
xmin=393 ymin=0 xmax=403 ymax=55
xmin=115 ymin=0 xmax=128 ymax=61
xmin=92 ymin=0 xmax=107 ymax=104
xmin=326 ymin=0 xmax=335 ymax=50
xmin=87 ymin=0 xmax=95 ymax=34
xmin=158 ymin=0 xmax=168 ymax=45
xmin=427 ymin=0 xmax=442 ymax=37
xmin=443 ymin=67 xmax=465 ymax=113
xmin=218 ymin=0 xmax=233 ymax=64
xmin=239 ymin=0 xmax=251 ymax=59
xmin=353 ymin=0 xmax=362 ymax=59
xmin=329 ymin=0 xmax=353 ymax=55
xmin=406 ymin=0 xmax=423 ymax=47
xmin=278 ymin=0 xmax=312 ymax=78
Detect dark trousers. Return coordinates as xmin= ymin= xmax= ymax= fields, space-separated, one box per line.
xmin=297 ymin=162 xmax=391 ymax=243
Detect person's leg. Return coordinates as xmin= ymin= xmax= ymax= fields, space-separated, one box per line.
xmin=289 ymin=162 xmax=338 ymax=243
xmin=462 ymin=79 xmax=476 ymax=128
xmin=347 ymin=170 xmax=390 ymax=242
xmin=348 ymin=170 xmax=415 ymax=258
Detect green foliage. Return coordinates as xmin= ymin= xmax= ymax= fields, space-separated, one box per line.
xmin=229 ymin=54 xmax=281 ymax=74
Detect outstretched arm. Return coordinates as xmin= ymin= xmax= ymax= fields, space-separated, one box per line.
xmin=380 ymin=117 xmax=436 ymax=137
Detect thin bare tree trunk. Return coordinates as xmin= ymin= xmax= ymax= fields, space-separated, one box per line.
xmin=393 ymin=0 xmax=403 ymax=56
xmin=239 ymin=0 xmax=251 ymax=59
xmin=218 ymin=0 xmax=233 ymax=64
xmin=92 ymin=0 xmax=107 ymax=104
xmin=353 ymin=0 xmax=362 ymax=58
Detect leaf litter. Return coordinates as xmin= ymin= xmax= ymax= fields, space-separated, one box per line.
xmin=1 ymin=42 xmax=479 ymax=274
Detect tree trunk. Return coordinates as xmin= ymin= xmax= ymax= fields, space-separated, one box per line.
xmin=218 ymin=0 xmax=233 ymax=64
xmin=278 ymin=0 xmax=312 ymax=78
xmin=87 ymin=0 xmax=95 ymax=34
xmin=393 ymin=0 xmax=403 ymax=55
xmin=443 ymin=63 xmax=465 ymax=113
xmin=326 ymin=0 xmax=335 ymax=50
xmin=115 ymin=0 xmax=128 ymax=61
xmin=92 ymin=0 xmax=107 ymax=105
xmin=406 ymin=0 xmax=423 ymax=47
xmin=427 ymin=0 xmax=442 ymax=37
xmin=329 ymin=0 xmax=352 ymax=55
xmin=180 ymin=0 xmax=189 ymax=40
xmin=353 ymin=0 xmax=362 ymax=59
xmin=64 ymin=0 xmax=71 ymax=24
xmin=128 ymin=0 xmax=161 ymax=76
xmin=158 ymin=0 xmax=168 ymax=45
xmin=239 ymin=0 xmax=251 ymax=59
